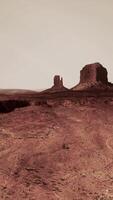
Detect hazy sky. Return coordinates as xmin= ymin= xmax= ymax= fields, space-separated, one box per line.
xmin=0 ymin=0 xmax=113 ymax=90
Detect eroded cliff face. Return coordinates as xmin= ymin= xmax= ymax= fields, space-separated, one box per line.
xmin=80 ymin=63 xmax=108 ymax=84
xmin=72 ymin=63 xmax=109 ymax=90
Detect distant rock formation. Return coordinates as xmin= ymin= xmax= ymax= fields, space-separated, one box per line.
xmin=52 ymin=75 xmax=64 ymax=89
xmin=80 ymin=63 xmax=108 ymax=84
xmin=72 ymin=63 xmax=110 ymax=91
xmin=41 ymin=62 xmax=113 ymax=93
xmin=42 ymin=75 xmax=68 ymax=93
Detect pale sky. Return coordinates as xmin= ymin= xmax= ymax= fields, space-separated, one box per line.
xmin=0 ymin=0 xmax=113 ymax=90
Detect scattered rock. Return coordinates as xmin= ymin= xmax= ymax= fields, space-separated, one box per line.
xmin=62 ymin=143 xmax=70 ymax=150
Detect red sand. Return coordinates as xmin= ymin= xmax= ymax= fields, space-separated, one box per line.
xmin=0 ymin=101 xmax=113 ymax=199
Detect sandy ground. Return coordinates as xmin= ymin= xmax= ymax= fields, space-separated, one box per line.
xmin=0 ymin=101 xmax=113 ymax=199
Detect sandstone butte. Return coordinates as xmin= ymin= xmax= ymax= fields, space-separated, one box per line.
xmin=72 ymin=62 xmax=112 ymax=90
xmin=42 ymin=62 xmax=113 ymax=93
xmin=0 ymin=63 xmax=113 ymax=200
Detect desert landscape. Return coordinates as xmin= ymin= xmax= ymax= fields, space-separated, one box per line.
xmin=1 ymin=63 xmax=113 ymax=200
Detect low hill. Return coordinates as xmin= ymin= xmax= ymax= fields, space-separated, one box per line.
xmin=0 ymin=89 xmax=37 ymax=94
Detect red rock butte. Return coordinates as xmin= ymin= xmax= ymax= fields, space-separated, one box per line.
xmin=72 ymin=62 xmax=111 ymax=91
xmin=80 ymin=63 xmax=108 ymax=84
xmin=43 ymin=75 xmax=68 ymax=93
xmin=52 ymin=75 xmax=64 ymax=89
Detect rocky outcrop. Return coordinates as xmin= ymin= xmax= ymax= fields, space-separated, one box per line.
xmin=53 ymin=75 xmax=63 ymax=89
xmin=80 ymin=63 xmax=108 ymax=84
xmin=51 ymin=75 xmax=68 ymax=91
xmin=43 ymin=75 xmax=68 ymax=93
xmin=72 ymin=63 xmax=109 ymax=91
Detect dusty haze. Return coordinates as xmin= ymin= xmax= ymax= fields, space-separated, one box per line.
xmin=0 ymin=0 xmax=113 ymax=89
